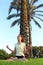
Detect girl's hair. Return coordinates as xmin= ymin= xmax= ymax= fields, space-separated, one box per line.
xmin=21 ymin=35 xmax=25 ymax=42
xmin=17 ymin=34 xmax=25 ymax=42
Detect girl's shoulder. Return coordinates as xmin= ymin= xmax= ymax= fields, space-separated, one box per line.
xmin=22 ymin=42 xmax=26 ymax=46
xmin=15 ymin=43 xmax=18 ymax=47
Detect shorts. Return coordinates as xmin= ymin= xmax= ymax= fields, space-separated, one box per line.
xmin=16 ymin=56 xmax=24 ymax=59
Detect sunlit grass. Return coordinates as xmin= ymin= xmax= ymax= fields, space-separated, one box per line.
xmin=0 ymin=58 xmax=43 ymax=65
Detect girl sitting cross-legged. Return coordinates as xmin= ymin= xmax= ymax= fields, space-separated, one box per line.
xmin=6 ymin=34 xmax=28 ymax=61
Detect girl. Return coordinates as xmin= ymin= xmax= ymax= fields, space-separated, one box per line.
xmin=6 ymin=34 xmax=27 ymax=61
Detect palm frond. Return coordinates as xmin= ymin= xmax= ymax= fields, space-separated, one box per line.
xmin=16 ymin=4 xmax=20 ymax=14
xmin=18 ymin=19 xmax=20 ymax=25
xmin=8 ymin=2 xmax=16 ymax=14
xmin=31 ymin=17 xmax=41 ymax=28
xmin=12 ymin=0 xmax=21 ymax=13
xmin=16 ymin=0 xmax=21 ymax=13
xmin=8 ymin=5 xmax=13 ymax=14
xmin=33 ymin=4 xmax=43 ymax=10
xmin=8 ymin=2 xmax=19 ymax=14
xmin=34 ymin=16 xmax=43 ymax=22
xmin=7 ymin=14 xmax=20 ymax=19
xmin=30 ymin=0 xmax=33 ymax=5
xmin=35 ymin=14 xmax=43 ymax=16
xmin=11 ymin=19 xmax=20 ymax=27
xmin=30 ymin=0 xmax=38 ymax=5
xmin=32 ymin=0 xmax=38 ymax=5
xmin=35 ymin=10 xmax=43 ymax=13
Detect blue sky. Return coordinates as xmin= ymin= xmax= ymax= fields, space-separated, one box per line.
xmin=0 ymin=0 xmax=43 ymax=53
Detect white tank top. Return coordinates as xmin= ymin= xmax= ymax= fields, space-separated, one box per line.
xmin=15 ymin=42 xmax=26 ymax=56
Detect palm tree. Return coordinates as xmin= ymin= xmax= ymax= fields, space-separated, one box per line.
xmin=27 ymin=0 xmax=43 ymax=57
xmin=7 ymin=0 xmax=43 ymax=57
xmin=7 ymin=0 xmax=29 ymax=44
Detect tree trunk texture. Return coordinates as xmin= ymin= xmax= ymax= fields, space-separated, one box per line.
xmin=20 ymin=0 xmax=29 ymax=44
xmin=20 ymin=0 xmax=32 ymax=58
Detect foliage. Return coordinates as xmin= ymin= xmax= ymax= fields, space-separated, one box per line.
xmin=0 ymin=49 xmax=10 ymax=59
xmin=9 ymin=52 xmax=16 ymax=57
xmin=0 ymin=46 xmax=43 ymax=59
xmin=7 ymin=0 xmax=43 ymax=28
xmin=32 ymin=46 xmax=43 ymax=58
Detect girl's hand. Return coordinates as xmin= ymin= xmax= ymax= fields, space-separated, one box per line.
xmin=6 ymin=45 xmax=14 ymax=53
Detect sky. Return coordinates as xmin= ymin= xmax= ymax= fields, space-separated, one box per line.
xmin=0 ymin=0 xmax=43 ymax=53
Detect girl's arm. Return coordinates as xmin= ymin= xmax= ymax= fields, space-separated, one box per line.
xmin=6 ymin=45 xmax=16 ymax=53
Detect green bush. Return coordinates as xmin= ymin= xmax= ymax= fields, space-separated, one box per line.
xmin=0 ymin=49 xmax=10 ymax=59
xmin=32 ymin=46 xmax=43 ymax=58
xmin=9 ymin=52 xmax=16 ymax=57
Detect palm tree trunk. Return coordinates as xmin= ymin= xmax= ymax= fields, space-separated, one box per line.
xmin=20 ymin=0 xmax=29 ymax=44
xmin=29 ymin=23 xmax=32 ymax=57
xmin=20 ymin=0 xmax=32 ymax=58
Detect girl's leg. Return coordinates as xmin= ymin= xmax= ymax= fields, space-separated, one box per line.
xmin=7 ymin=57 xmax=18 ymax=61
xmin=22 ymin=57 xmax=28 ymax=61
xmin=19 ymin=57 xmax=28 ymax=61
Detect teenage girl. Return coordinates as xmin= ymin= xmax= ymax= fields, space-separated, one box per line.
xmin=6 ymin=35 xmax=27 ymax=61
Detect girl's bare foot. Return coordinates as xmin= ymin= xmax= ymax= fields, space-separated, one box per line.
xmin=19 ymin=58 xmax=28 ymax=61
xmin=22 ymin=58 xmax=28 ymax=61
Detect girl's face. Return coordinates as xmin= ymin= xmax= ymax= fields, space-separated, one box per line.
xmin=17 ymin=35 xmax=22 ymax=43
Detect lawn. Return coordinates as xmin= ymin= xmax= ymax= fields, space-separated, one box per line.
xmin=0 ymin=58 xmax=43 ymax=65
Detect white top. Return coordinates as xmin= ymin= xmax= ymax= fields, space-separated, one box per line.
xmin=15 ymin=42 xmax=26 ymax=56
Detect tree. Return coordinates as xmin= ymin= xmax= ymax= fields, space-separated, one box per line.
xmin=7 ymin=0 xmax=43 ymax=57
xmin=7 ymin=0 xmax=29 ymax=44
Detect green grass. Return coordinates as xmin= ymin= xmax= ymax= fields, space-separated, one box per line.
xmin=0 ymin=58 xmax=43 ymax=65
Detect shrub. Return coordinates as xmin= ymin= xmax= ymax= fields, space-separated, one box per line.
xmin=0 ymin=49 xmax=10 ymax=59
